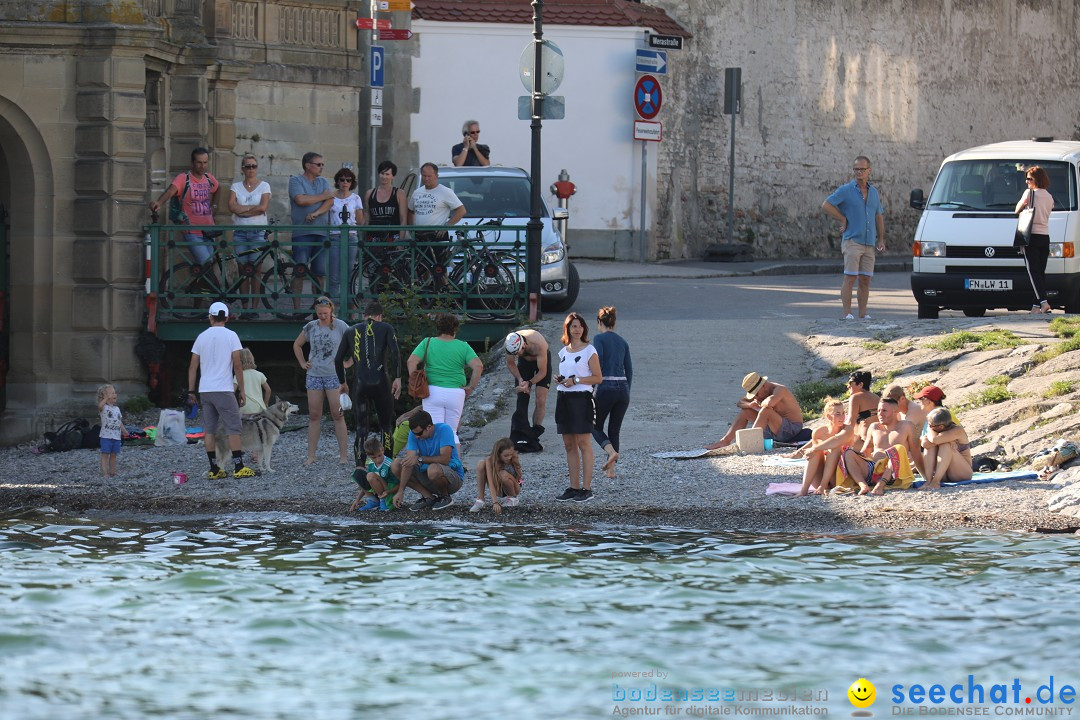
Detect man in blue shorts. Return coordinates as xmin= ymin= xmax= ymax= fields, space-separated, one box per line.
xmin=391 ymin=410 xmax=464 ymax=511
xmin=822 ymin=155 xmax=886 ymax=320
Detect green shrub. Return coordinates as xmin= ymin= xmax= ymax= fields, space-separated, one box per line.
xmin=862 ymin=340 xmax=887 ymax=352
xmin=123 ymin=395 xmax=153 ymax=414
xmin=826 ymin=361 xmax=860 ymax=379
xmin=1048 ymin=317 xmax=1080 ymax=339
xmin=1032 ymin=336 xmax=1080 ymax=365
xmin=1043 ymin=380 xmax=1077 ymax=399
xmin=794 ymin=379 xmax=848 ymax=422
xmin=928 ymin=329 xmax=1022 ymax=352
xmin=956 ymin=376 xmax=1015 ymax=411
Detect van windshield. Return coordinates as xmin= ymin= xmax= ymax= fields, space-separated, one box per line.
xmin=926 ymin=159 xmax=1077 ymax=211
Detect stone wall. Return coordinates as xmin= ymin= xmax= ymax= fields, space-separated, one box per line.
xmin=650 ymin=0 xmax=1080 ymax=260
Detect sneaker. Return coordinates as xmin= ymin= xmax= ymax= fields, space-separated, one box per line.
xmin=502 ymin=496 xmax=519 ymax=508
xmin=860 ymin=314 xmax=872 ymax=320
xmin=379 ymin=497 xmax=394 ymax=511
xmin=208 ymin=468 xmax=228 ymax=480
xmin=431 ymin=495 xmax=454 ymax=511
xmin=410 ymin=496 xmax=435 ymax=512
xmin=842 ymin=313 xmax=855 ymax=320
xmin=469 ymin=498 xmax=485 ymax=513
xmin=233 ymin=466 xmax=257 ymax=478
xmin=556 ymin=487 xmax=580 ymax=502
xmin=572 ymin=489 xmax=594 ymax=502
xmin=357 ymin=496 xmax=380 ymax=511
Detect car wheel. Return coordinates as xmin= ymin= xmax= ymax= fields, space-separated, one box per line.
xmin=542 ymin=263 xmax=579 ymax=313
xmin=916 ymin=303 xmax=939 ymax=319
xmin=962 ymin=308 xmax=986 ymax=317
xmin=1065 ymin=289 xmax=1080 ymax=315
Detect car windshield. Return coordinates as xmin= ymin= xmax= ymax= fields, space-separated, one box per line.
xmin=441 ymin=175 xmax=546 ymax=219
xmin=926 ymin=159 xmax=1077 ymax=211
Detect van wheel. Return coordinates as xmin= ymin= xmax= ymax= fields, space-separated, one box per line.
xmin=1066 ymin=291 xmax=1080 ymax=314
xmin=963 ymin=308 xmax=986 ymax=317
xmin=917 ymin=303 xmax=939 ymax=319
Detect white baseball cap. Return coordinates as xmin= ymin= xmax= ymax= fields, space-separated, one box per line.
xmin=209 ymin=302 xmax=231 ymax=318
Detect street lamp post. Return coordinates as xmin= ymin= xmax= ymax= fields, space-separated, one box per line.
xmin=527 ymin=0 xmax=544 ymax=321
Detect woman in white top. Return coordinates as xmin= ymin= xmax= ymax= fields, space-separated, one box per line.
xmin=329 ymin=167 xmax=366 ymax=305
xmin=228 ymin=154 xmax=271 ymax=316
xmin=554 ymin=312 xmax=603 ymax=503
xmin=1016 ymin=165 xmax=1054 ymax=314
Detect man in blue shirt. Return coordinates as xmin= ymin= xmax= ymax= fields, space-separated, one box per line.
xmin=822 ymin=156 xmax=886 ymax=320
xmin=391 ymin=410 xmax=464 ymax=511
xmin=288 ymin=151 xmax=334 ymax=308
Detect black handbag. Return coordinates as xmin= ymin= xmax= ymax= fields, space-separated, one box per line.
xmin=1014 ymin=187 xmax=1035 ymax=247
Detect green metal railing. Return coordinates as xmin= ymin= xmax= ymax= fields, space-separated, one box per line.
xmin=144 ymin=221 xmax=529 ymax=341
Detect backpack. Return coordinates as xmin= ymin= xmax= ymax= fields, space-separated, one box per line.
xmin=42 ymin=418 xmax=90 ymax=452
xmin=168 ymin=173 xmax=191 ymax=224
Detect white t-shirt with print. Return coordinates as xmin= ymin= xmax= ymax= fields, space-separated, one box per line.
xmin=230 ymin=180 xmax=271 ymax=225
xmin=409 ymin=183 xmax=463 ymax=227
xmin=556 ymin=344 xmax=597 ymax=393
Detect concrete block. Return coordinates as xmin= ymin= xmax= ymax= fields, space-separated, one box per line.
xmin=76 ymin=57 xmax=110 ymax=88
xmin=112 ymin=238 xmax=145 ymax=284
xmin=110 ymin=332 xmax=144 ymax=378
xmin=70 ymin=333 xmax=109 ymax=381
xmin=211 ymin=120 xmax=236 ymax=150
xmin=23 ymin=55 xmax=70 ymax=89
xmin=171 ymin=75 xmax=206 ymax=104
xmin=112 ymin=56 xmax=145 ymax=89
xmin=73 ymin=198 xmax=110 ymax=237
xmin=114 ymin=92 xmax=146 ymax=122
xmin=75 ymin=124 xmax=111 ymax=157
xmin=71 ymin=239 xmax=106 ymax=284
xmin=115 ymin=160 xmax=146 ymax=194
xmin=76 ymin=90 xmax=110 ymax=121
xmin=110 ymin=291 xmax=145 ymax=332
xmin=74 ymin=159 xmax=109 ymax=196
xmin=71 ymin=286 xmax=107 ymax=331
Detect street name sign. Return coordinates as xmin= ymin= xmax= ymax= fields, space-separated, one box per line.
xmin=635 ymin=49 xmax=666 ymax=75
xmin=648 ymin=34 xmax=683 ymax=50
xmin=633 ymin=121 xmax=662 ymax=142
xmin=378 ymin=29 xmax=413 ymax=40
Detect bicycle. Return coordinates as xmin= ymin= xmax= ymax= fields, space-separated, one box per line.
xmin=347 ymin=231 xmax=443 ymax=307
xmin=447 ymin=219 xmax=525 ymax=319
xmin=156 ymin=219 xmax=321 ymax=321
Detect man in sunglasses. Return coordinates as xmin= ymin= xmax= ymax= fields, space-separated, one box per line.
xmin=822 ymin=155 xmax=886 ymax=320
xmin=289 ymin=151 xmax=335 ymax=307
xmin=451 ymin=120 xmax=490 ymax=167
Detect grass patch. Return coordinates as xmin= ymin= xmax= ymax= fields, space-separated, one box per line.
xmin=927 ymin=329 xmax=1023 ymax=352
xmin=956 ymin=375 xmax=1015 ymax=411
xmin=1043 ymin=381 xmax=1077 ymax=399
xmin=1032 ymin=335 xmax=1080 ymax=365
xmin=870 ymin=370 xmax=900 ymax=395
xmin=826 ymin=361 xmax=860 ymax=379
xmin=862 ymin=340 xmax=888 ymax=352
xmin=1049 ymin=317 xmax=1080 ymax=339
xmin=794 ymin=379 xmax=848 ymax=422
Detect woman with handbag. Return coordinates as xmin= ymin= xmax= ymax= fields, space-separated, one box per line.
xmin=1016 ymin=166 xmax=1054 ymax=314
xmin=407 ymin=313 xmax=483 ymax=444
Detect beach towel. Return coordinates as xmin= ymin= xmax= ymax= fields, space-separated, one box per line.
xmin=835 ymin=444 xmax=915 ymax=491
xmin=762 ymin=457 xmax=809 ymax=468
xmin=650 ymin=446 xmax=737 ymax=460
xmin=767 ymin=469 xmax=1040 ymax=496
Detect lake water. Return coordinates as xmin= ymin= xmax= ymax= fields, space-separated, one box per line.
xmin=1 ymin=511 xmax=1078 ymax=720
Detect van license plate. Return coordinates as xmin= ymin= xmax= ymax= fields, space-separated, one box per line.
xmin=965 ymin=279 xmax=1012 ymax=290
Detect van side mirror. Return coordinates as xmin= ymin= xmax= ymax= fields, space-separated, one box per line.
xmin=910 ymin=188 xmax=925 ymax=210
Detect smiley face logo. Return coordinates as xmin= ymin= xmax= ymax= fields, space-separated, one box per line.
xmin=848 ymin=678 xmax=876 ymax=709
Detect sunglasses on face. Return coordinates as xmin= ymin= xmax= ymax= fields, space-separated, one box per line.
xmin=411 ymin=424 xmax=429 ymax=434
xmin=315 ymin=298 xmax=332 ymax=306
xmin=243 ymin=164 xmax=257 ymax=170
xmin=309 ymin=162 xmax=325 ymax=167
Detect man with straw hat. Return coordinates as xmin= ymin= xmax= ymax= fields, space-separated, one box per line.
xmin=706 ymin=372 xmax=804 ymax=450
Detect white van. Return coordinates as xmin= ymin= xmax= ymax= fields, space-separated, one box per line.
xmin=909 ymin=138 xmax=1080 ymax=318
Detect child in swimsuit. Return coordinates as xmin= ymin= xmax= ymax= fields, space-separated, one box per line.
xmin=470 ymin=437 xmax=523 ymax=515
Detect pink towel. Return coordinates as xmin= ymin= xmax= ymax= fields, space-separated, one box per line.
xmin=766 ymin=482 xmax=805 ymax=496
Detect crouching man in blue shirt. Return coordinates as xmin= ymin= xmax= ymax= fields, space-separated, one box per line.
xmin=391 ymin=410 xmax=464 ymax=511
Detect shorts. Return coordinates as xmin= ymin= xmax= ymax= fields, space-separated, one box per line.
xmin=842 ymin=240 xmax=876 ymax=276
xmin=306 ymin=375 xmax=341 ymax=391
xmin=555 ymin=390 xmax=595 ymax=435
xmin=292 ymin=232 xmax=329 ymax=275
xmin=232 ymin=229 xmax=265 ymax=258
xmin=201 ymin=391 xmax=242 ymax=435
xmin=100 ymin=437 xmax=121 ymax=454
xmin=763 ymin=418 xmax=803 ymax=443
xmin=184 ymin=231 xmax=216 ymax=267
xmin=518 ymin=352 xmax=553 ymax=389
xmin=413 ymin=463 xmax=463 ymax=495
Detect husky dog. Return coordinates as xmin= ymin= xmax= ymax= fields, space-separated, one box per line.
xmin=214 ymin=399 xmax=299 ymax=474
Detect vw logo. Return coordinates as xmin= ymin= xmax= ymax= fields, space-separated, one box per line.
xmin=984 ymin=247 xmax=996 ymax=258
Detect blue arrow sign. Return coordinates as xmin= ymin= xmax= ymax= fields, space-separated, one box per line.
xmin=635 ymin=48 xmax=667 ymax=75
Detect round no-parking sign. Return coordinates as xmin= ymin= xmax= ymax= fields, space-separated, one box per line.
xmin=634 ymin=74 xmax=663 ymax=119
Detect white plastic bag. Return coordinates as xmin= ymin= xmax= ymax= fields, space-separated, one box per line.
xmin=155 ymin=409 xmax=187 ymax=447
xmin=339 ymin=393 xmax=352 ymax=412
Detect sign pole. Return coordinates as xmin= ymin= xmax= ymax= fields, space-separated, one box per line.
xmin=527 ymin=0 xmax=544 ymax=321
xmin=370 ymin=0 xmax=377 ymax=188
xmin=639 ymin=141 xmax=646 ymax=263
xmin=728 ymin=109 xmax=735 ymax=244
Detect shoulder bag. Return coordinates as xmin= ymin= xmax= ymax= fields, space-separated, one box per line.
xmin=408 ymin=338 xmax=431 ymax=400
xmin=1014 ymin=188 xmax=1035 ymax=247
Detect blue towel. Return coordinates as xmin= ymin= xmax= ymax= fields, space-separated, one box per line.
xmin=911 ymin=470 xmax=1038 ymax=488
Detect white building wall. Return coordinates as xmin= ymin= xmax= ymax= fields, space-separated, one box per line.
xmin=411 ymin=20 xmax=657 ymax=259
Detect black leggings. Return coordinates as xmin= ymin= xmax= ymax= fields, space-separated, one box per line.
xmin=591 ymin=382 xmax=630 ymax=452
xmin=1023 ymin=234 xmax=1050 ymax=307
xmin=352 ymin=381 xmax=395 ymax=466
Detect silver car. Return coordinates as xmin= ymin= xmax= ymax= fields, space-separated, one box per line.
xmin=435 ymin=166 xmax=579 ymax=312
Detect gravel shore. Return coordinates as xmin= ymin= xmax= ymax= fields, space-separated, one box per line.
xmin=1 ymin=396 xmax=1072 ymax=533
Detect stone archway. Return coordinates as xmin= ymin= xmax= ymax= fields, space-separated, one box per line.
xmin=0 ymin=96 xmax=55 ymax=442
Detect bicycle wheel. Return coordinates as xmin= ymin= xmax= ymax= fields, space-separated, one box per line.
xmin=473 ymin=258 xmax=519 ymax=316
xmin=260 ymin=262 xmax=311 ymax=321
xmin=158 ymin=262 xmax=213 ymax=320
